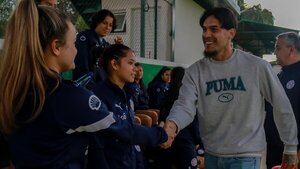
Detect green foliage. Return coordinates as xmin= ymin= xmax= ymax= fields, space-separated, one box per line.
xmin=57 ymin=0 xmax=89 ymax=31
xmin=75 ymin=16 xmax=88 ymax=32
xmin=0 ymin=0 xmax=89 ymax=38
xmin=237 ymin=0 xmax=246 ymax=11
xmin=0 ymin=0 xmax=14 ymax=38
xmin=57 ymin=0 xmax=79 ymax=23
xmin=239 ymin=4 xmax=274 ymax=25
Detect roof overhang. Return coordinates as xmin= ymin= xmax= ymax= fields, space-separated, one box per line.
xmin=193 ymin=0 xmax=240 ymax=14
xmin=234 ymin=20 xmax=299 ymax=56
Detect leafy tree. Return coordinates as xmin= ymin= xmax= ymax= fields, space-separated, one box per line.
xmin=236 ymin=2 xmax=275 ymax=57
xmin=239 ymin=4 xmax=274 ymax=25
xmin=57 ymin=0 xmax=88 ymax=31
xmin=0 ymin=0 xmax=88 ymax=38
xmin=57 ymin=0 xmax=79 ymax=24
xmin=75 ymin=15 xmax=88 ymax=32
xmin=237 ymin=0 xmax=246 ymax=11
xmin=0 ymin=0 xmax=14 ymax=38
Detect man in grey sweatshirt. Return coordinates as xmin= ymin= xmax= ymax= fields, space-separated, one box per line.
xmin=162 ymin=7 xmax=298 ymax=169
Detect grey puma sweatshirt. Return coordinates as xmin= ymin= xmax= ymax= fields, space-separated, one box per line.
xmin=167 ymin=49 xmax=298 ymax=157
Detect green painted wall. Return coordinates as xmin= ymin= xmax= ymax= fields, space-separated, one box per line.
xmin=62 ymin=63 xmax=171 ymax=87
xmin=141 ymin=63 xmax=163 ymax=87
xmin=61 ymin=71 xmax=72 ymax=80
xmin=141 ymin=63 xmax=172 ymax=87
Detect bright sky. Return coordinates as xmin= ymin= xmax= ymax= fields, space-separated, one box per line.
xmin=244 ymin=0 xmax=300 ymax=30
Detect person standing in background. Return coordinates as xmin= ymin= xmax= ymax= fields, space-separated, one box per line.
xmin=131 ymin=62 xmax=150 ymax=110
xmin=128 ymin=62 xmax=159 ymax=126
xmin=156 ymin=66 xmax=203 ymax=169
xmin=265 ymin=32 xmax=300 ymax=169
xmin=147 ymin=66 xmax=171 ymax=109
xmin=73 ymin=9 xmax=123 ymax=81
xmin=162 ymin=7 xmax=298 ymax=169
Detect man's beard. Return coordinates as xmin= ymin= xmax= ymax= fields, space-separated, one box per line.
xmin=203 ymin=50 xmax=218 ymax=58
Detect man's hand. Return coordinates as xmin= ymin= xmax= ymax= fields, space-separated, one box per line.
xmin=280 ymin=153 xmax=298 ymax=169
xmin=160 ymin=120 xmax=177 ymax=149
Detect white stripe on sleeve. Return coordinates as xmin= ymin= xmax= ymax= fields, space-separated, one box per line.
xmin=66 ymin=112 xmax=116 ymax=134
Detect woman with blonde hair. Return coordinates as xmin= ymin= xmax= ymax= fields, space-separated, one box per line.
xmin=0 ymin=0 xmax=137 ymax=168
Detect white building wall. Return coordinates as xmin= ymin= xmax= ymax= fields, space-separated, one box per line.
xmin=101 ymin=0 xmax=238 ymax=66
xmin=174 ymin=0 xmax=205 ymax=65
xmin=101 ymin=0 xmax=205 ymax=65
xmin=102 ymin=0 xmax=171 ymax=61
xmin=102 ymin=0 xmax=139 ymax=46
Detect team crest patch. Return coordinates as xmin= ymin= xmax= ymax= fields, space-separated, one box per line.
xmin=156 ymin=88 xmax=161 ymax=92
xmin=119 ymin=112 xmax=127 ymax=120
xmin=80 ymin=35 xmax=86 ymax=41
xmin=88 ymin=95 xmax=101 ymax=110
xmin=286 ymin=80 xmax=295 ymax=89
xmin=197 ymin=148 xmax=204 ymax=155
xmin=191 ymin=157 xmax=198 ymax=167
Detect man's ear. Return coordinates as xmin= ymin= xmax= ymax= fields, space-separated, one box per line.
xmin=50 ymin=39 xmax=61 ymax=56
xmin=228 ymin=28 xmax=236 ymax=40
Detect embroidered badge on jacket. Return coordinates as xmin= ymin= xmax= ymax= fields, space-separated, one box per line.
xmin=89 ymin=95 xmax=101 ymax=110
xmin=286 ymin=80 xmax=295 ymax=89
xmin=79 ymin=35 xmax=86 ymax=41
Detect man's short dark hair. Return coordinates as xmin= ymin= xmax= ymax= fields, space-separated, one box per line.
xmin=90 ymin=9 xmax=117 ymax=31
xmin=199 ymin=7 xmax=238 ymax=30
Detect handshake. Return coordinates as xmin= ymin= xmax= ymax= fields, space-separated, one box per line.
xmin=159 ymin=120 xmax=178 ymax=149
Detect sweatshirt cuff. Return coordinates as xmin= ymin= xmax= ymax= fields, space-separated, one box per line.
xmin=166 ymin=117 xmax=181 ymax=132
xmin=284 ymin=145 xmax=298 ymax=155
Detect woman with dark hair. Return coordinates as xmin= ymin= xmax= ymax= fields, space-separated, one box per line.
xmin=147 ymin=66 xmax=171 ymax=109
xmin=159 ymin=67 xmax=185 ymax=121
xmin=126 ymin=62 xmax=159 ymax=126
xmin=156 ymin=67 xmax=203 ymax=169
xmin=131 ymin=62 xmax=149 ymax=110
xmin=88 ymin=44 xmax=168 ymax=169
xmin=73 ymin=9 xmax=123 ymax=81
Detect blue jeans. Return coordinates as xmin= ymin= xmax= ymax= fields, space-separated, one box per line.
xmin=205 ymin=153 xmax=261 ymax=169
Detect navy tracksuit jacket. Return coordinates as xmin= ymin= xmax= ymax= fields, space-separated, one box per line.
xmin=6 ymin=75 xmax=140 ymax=169
xmin=126 ymin=82 xmax=149 ymax=110
xmin=265 ymin=61 xmax=300 ymax=169
xmin=73 ymin=29 xmax=109 ymax=81
xmin=88 ymin=80 xmax=167 ymax=169
xmin=147 ymin=80 xmax=169 ymax=109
